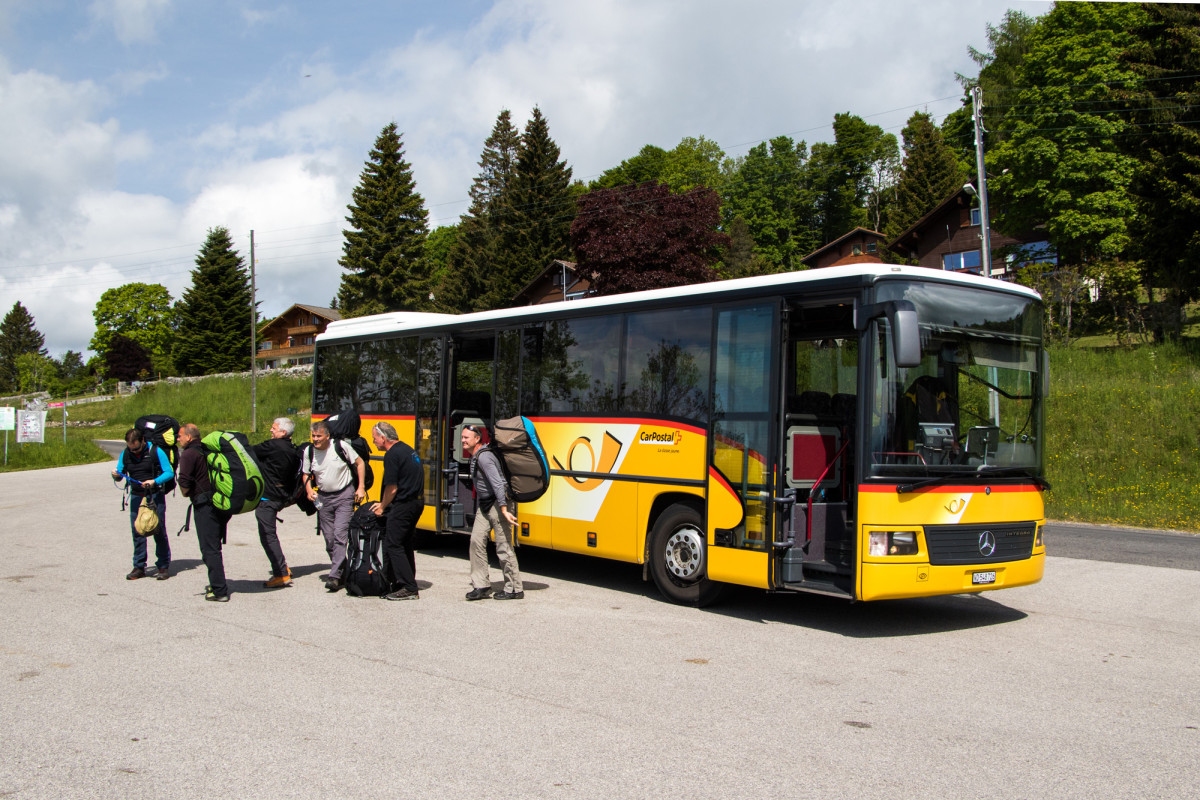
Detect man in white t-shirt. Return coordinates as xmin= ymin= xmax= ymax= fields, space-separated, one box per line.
xmin=301 ymin=419 xmax=366 ymax=592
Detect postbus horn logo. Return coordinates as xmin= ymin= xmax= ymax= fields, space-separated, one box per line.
xmin=551 ymin=432 xmax=624 ymax=492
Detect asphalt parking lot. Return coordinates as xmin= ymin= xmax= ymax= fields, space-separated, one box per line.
xmin=2 ymin=460 xmax=1198 ymax=799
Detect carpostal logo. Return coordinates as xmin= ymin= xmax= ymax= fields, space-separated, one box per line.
xmin=639 ymin=429 xmax=683 ymax=446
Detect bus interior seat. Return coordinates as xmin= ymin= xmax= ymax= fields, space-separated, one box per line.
xmin=831 ymin=393 xmax=856 ymax=422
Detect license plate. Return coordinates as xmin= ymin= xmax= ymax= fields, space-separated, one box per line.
xmin=972 ymin=571 xmax=997 ymax=585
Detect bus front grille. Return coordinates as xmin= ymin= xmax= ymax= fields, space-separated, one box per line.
xmin=924 ymin=523 xmax=1035 ymax=565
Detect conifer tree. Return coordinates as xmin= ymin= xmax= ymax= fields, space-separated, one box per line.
xmin=173 ymin=227 xmax=253 ymax=376
xmin=337 ymin=123 xmax=431 ymax=317
xmin=437 ymin=110 xmax=521 ymax=313
xmin=493 ymin=107 xmax=575 ymax=306
xmin=0 ymin=301 xmax=47 ymax=392
xmin=885 ymin=112 xmax=968 ymax=243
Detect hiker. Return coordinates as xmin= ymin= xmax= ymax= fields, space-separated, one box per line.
xmin=301 ymin=418 xmax=365 ymax=592
xmin=177 ymin=423 xmax=231 ymax=602
xmin=461 ymin=424 xmax=523 ymax=601
xmin=112 ymin=427 xmax=174 ymax=581
xmin=370 ymin=422 xmax=424 ymax=601
xmin=252 ymin=417 xmax=300 ymax=588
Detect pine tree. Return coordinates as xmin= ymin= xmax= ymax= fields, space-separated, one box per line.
xmin=493 ymin=107 xmax=575 ymax=306
xmin=885 ymin=112 xmax=968 ymax=243
xmin=0 ymin=301 xmax=47 ymax=392
xmin=337 ymin=123 xmax=431 ymax=317
xmin=437 ymin=110 xmax=521 ymax=313
xmin=173 ymin=227 xmax=254 ymax=376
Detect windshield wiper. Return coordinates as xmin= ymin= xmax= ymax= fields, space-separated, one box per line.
xmin=896 ymin=465 xmax=1050 ymax=494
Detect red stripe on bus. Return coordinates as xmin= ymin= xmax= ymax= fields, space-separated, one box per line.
xmin=526 ymin=416 xmax=706 ymax=436
xmin=858 ymin=483 xmax=1042 ymax=493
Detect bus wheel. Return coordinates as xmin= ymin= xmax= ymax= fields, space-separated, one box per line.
xmin=649 ymin=504 xmax=724 ymax=607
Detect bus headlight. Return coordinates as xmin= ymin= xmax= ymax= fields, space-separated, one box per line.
xmin=868 ymin=530 xmax=920 ymax=557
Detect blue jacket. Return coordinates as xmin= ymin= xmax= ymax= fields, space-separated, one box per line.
xmin=116 ymin=444 xmax=174 ymax=495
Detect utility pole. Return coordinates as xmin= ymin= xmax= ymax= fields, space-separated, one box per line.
xmin=972 ymin=85 xmax=994 ymax=279
xmin=250 ymin=229 xmax=257 ymax=432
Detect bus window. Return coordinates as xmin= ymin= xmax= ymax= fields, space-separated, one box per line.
xmin=496 ymin=329 xmax=520 ymax=420
xmin=359 ymin=336 xmax=417 ymax=418
xmin=417 ymin=336 xmax=443 ymax=505
xmin=712 ymin=303 xmax=775 ymax=548
xmin=522 ymin=317 xmax=621 ymax=413
xmin=623 ymin=306 xmax=711 ymax=422
xmin=313 ymin=341 xmax=361 ymax=414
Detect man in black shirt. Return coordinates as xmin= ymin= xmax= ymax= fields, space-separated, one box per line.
xmin=371 ymin=421 xmax=424 ymax=601
xmin=177 ymin=423 xmax=231 ymax=602
xmin=252 ymin=417 xmax=300 ymax=588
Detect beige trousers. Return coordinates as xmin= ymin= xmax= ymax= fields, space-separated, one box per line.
xmin=469 ymin=504 xmax=522 ymax=593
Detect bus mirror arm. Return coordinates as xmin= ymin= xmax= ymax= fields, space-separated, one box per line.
xmin=855 ymin=300 xmax=921 ymax=368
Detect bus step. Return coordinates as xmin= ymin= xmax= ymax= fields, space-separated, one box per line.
xmin=781 ymin=577 xmax=853 ymax=599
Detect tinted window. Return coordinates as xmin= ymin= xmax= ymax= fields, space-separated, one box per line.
xmin=623 ymin=306 xmax=711 ymax=421
xmin=313 ymin=342 xmax=360 ymax=413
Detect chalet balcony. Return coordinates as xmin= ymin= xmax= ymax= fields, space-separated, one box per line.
xmin=287 ymin=324 xmax=319 ymax=335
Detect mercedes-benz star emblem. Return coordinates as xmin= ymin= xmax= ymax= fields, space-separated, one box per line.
xmin=978 ymin=530 xmax=997 ymax=557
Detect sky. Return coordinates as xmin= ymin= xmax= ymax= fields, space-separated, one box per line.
xmin=0 ymin=0 xmax=1052 ymax=358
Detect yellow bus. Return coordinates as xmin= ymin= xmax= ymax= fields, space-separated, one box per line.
xmin=313 ymin=264 xmax=1046 ymax=605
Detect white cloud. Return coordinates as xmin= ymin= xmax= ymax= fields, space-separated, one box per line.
xmin=88 ymin=0 xmax=172 ymax=45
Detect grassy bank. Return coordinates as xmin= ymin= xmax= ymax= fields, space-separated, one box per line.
xmin=1044 ymin=341 xmax=1200 ymax=531
xmin=0 ymin=373 xmax=311 ymax=473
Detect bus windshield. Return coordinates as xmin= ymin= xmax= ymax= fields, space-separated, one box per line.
xmin=867 ymin=280 xmax=1044 ymax=481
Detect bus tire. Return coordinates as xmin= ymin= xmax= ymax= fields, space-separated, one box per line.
xmin=649 ymin=504 xmax=724 ymax=607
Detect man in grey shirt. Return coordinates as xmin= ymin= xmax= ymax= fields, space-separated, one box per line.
xmin=461 ymin=424 xmax=522 ymax=600
xmin=301 ymin=419 xmax=365 ymax=592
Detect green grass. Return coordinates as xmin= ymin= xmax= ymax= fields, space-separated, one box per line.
xmin=1 ymin=373 xmax=312 ymax=473
xmin=1045 ymin=341 xmax=1200 ymax=531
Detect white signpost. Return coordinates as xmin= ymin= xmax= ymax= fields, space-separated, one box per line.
xmin=0 ymin=406 xmax=14 ymax=466
xmin=17 ymin=409 xmax=46 ymax=444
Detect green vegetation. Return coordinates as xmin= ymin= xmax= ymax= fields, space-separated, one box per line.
xmin=1045 ymin=342 xmax=1200 ymax=531
xmin=0 ymin=373 xmax=311 ymax=473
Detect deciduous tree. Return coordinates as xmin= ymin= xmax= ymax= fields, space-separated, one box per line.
xmin=89 ymin=283 xmax=175 ymax=374
xmin=722 ymin=135 xmax=817 ymax=272
xmin=571 ymin=182 xmax=728 ymax=296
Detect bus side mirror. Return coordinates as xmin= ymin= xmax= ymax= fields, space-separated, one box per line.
xmin=892 ymin=308 xmax=921 ymax=367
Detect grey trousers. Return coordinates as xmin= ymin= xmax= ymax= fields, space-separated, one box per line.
xmin=469 ymin=505 xmax=522 ymax=593
xmin=317 ymin=485 xmax=355 ymax=580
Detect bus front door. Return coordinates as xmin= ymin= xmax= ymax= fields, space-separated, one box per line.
xmin=439 ymin=333 xmax=498 ymax=534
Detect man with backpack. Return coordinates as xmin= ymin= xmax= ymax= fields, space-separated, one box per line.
xmin=370 ymin=422 xmax=423 ymax=601
xmin=177 ymin=423 xmax=232 ymax=602
xmin=301 ymin=419 xmax=365 ymax=593
xmin=461 ymin=424 xmax=523 ymax=601
xmin=252 ymin=417 xmax=300 ymax=588
xmin=112 ymin=427 xmax=174 ymax=581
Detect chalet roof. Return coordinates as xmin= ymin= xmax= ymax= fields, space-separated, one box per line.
xmin=886 ymin=186 xmax=972 ymax=254
xmin=259 ymin=303 xmax=342 ymax=332
xmin=512 ymin=259 xmax=580 ymax=303
xmin=799 ymin=227 xmax=887 ymax=265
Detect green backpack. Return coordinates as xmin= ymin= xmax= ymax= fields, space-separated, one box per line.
xmin=202 ymin=431 xmax=265 ymax=514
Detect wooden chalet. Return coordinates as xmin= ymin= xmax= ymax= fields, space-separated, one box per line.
xmin=256 ymin=304 xmax=342 ymax=369
xmin=800 ymin=228 xmax=887 ymax=269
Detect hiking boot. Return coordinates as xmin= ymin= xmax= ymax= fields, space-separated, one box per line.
xmin=264 ymin=570 xmax=292 ymax=588
xmin=493 ymin=590 xmax=524 ymax=600
xmin=324 ymin=578 xmax=343 ymax=593
xmin=126 ymin=567 xmax=146 ymax=580
xmin=383 ymin=588 xmax=419 ymax=601
xmin=464 ymin=587 xmax=492 ymax=601
xmin=156 ymin=566 xmax=169 ymax=580
xmin=204 ymin=587 xmax=229 ymax=602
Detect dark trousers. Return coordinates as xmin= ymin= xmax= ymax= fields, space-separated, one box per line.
xmin=193 ymin=501 xmax=231 ymax=596
xmin=129 ymin=494 xmax=170 ymax=569
xmin=254 ymin=499 xmax=289 ymax=577
xmin=383 ymin=498 xmax=422 ymax=593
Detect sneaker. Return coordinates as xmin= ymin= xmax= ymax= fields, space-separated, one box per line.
xmin=126 ymin=567 xmax=146 ymax=580
xmin=464 ymin=587 xmax=492 ymax=601
xmin=156 ymin=566 xmax=169 ymax=581
xmin=383 ymin=588 xmax=419 ymax=601
xmin=493 ymin=590 xmax=524 ymax=600
xmin=204 ymin=588 xmax=229 ymax=602
xmin=264 ymin=570 xmax=292 ymax=589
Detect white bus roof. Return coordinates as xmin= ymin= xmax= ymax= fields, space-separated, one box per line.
xmin=318 ymin=264 xmax=1041 ymax=344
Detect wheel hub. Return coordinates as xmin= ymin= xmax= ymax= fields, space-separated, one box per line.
xmin=664 ymin=526 xmax=704 ymax=581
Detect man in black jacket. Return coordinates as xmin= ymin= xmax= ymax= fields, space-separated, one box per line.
xmin=253 ymin=417 xmax=300 ymax=588
xmin=177 ymin=423 xmax=231 ymax=602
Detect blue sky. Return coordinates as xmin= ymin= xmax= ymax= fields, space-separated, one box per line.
xmin=0 ymin=0 xmax=1050 ymax=357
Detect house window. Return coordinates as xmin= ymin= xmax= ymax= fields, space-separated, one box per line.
xmin=303 ymin=335 xmax=314 ymax=345
xmin=852 ymin=244 xmax=862 ymax=256
xmin=866 ymin=242 xmax=877 ymax=253
xmin=970 ymin=208 xmax=982 ymax=226
xmin=942 ymin=250 xmax=982 ymax=273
